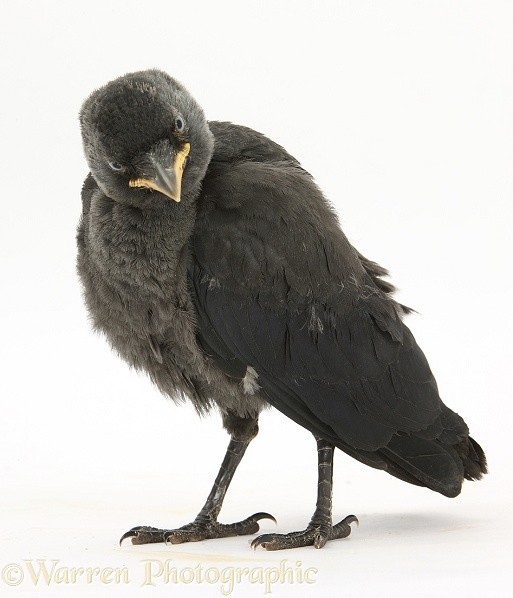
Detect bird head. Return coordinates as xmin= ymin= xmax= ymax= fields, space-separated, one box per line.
xmin=80 ymin=69 xmax=214 ymax=207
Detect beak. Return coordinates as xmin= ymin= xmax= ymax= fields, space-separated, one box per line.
xmin=129 ymin=143 xmax=190 ymax=202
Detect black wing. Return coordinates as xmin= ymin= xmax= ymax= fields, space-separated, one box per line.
xmin=190 ymin=123 xmax=472 ymax=497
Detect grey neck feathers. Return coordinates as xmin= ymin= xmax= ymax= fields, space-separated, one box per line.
xmin=88 ymin=193 xmax=197 ymax=302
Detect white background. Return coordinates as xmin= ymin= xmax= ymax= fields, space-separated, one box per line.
xmin=1 ymin=1 xmax=512 ymax=596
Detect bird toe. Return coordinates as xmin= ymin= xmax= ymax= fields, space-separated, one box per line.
xmin=250 ymin=516 xmax=359 ymax=551
xmin=119 ymin=526 xmax=168 ymax=546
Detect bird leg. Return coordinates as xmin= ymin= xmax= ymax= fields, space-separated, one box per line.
xmin=251 ymin=437 xmax=358 ymax=550
xmin=120 ymin=416 xmax=274 ymax=546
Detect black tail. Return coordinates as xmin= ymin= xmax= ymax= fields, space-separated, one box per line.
xmin=459 ymin=436 xmax=488 ymax=481
xmin=374 ymin=433 xmax=487 ymax=498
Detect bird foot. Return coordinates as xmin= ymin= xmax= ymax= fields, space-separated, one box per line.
xmin=120 ymin=512 xmax=276 ymax=546
xmin=251 ymin=514 xmax=358 ymax=551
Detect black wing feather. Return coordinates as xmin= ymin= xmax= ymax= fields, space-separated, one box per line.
xmin=190 ymin=122 xmax=474 ymax=497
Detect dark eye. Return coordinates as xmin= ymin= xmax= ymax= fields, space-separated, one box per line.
xmin=175 ymin=114 xmax=186 ymax=132
xmin=108 ymin=161 xmax=125 ymax=172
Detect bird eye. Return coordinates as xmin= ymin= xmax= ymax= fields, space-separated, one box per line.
xmin=175 ymin=114 xmax=186 ymax=132
xmin=108 ymin=161 xmax=125 ymax=172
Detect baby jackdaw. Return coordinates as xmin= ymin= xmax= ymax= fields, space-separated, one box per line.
xmin=77 ymin=69 xmax=487 ymax=550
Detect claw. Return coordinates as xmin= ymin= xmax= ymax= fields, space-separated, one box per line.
xmin=119 ymin=531 xmax=133 ymax=546
xmin=119 ymin=525 xmax=167 ymax=546
xmin=313 ymin=532 xmax=328 ymax=549
xmin=119 ymin=526 xmax=144 ymax=546
xmin=164 ymin=532 xmax=180 ymax=545
xmin=331 ymin=515 xmax=358 ymax=537
xmin=251 ymin=534 xmax=272 ymax=551
xmin=251 ymin=512 xmax=277 ymax=525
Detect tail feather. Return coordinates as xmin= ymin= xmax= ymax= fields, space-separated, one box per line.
xmin=374 ymin=408 xmax=487 ymax=497
xmin=380 ymin=434 xmax=464 ymax=498
xmin=459 ymin=436 xmax=488 ymax=481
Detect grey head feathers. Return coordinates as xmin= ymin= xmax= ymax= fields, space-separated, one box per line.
xmin=80 ymin=69 xmax=214 ymax=207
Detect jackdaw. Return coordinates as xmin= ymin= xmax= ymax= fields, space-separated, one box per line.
xmin=77 ymin=69 xmax=487 ymax=550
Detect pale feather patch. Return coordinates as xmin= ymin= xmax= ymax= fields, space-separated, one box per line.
xmin=242 ymin=366 xmax=260 ymax=395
